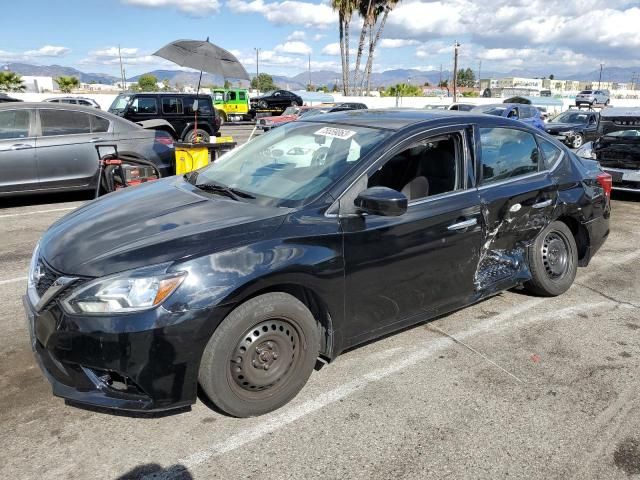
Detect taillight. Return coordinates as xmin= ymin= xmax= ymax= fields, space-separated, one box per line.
xmin=155 ymin=136 xmax=174 ymax=147
xmin=596 ymin=172 xmax=612 ymax=199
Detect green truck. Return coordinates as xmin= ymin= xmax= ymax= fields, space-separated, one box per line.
xmin=211 ymin=88 xmax=250 ymax=123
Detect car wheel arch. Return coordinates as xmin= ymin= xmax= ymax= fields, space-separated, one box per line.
xmin=553 ymin=215 xmax=590 ymax=265
xmin=217 ymin=282 xmax=337 ymax=362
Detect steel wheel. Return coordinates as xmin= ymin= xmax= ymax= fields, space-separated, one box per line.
xmin=572 ymin=134 xmax=583 ymax=149
xmin=291 ymin=101 xmax=299 ymax=106
xmin=541 ymin=231 xmax=570 ymax=280
xmin=228 ymin=319 xmax=301 ymax=398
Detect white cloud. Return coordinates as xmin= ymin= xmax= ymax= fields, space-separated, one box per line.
xmin=80 ymin=46 xmax=173 ymax=67
xmin=321 ymin=42 xmax=355 ymax=56
xmin=287 ymin=30 xmax=306 ymax=40
xmin=227 ymin=0 xmax=336 ymax=26
xmin=0 ymin=45 xmax=71 ymax=62
xmin=121 ymin=0 xmax=220 ymax=15
xmin=23 ymin=45 xmax=71 ymax=57
xmin=378 ymin=38 xmax=419 ymax=49
xmin=313 ymin=33 xmax=326 ymax=41
xmin=90 ymin=47 xmax=139 ymax=58
xmin=274 ymin=41 xmax=312 ymax=55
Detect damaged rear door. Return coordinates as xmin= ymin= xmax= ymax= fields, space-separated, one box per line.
xmin=474 ymin=126 xmax=557 ymax=293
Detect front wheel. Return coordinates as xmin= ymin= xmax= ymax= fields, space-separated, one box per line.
xmin=198 ymin=292 xmax=320 ymax=417
xmin=291 ymin=101 xmax=299 ymax=106
xmin=524 ymin=221 xmax=578 ymax=297
xmin=571 ymin=133 xmax=584 ymax=149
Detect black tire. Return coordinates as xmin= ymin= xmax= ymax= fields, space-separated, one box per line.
xmin=291 ymin=100 xmax=299 ymax=106
xmin=605 ymin=99 xmax=610 ymax=106
xmin=524 ymin=221 xmax=578 ymax=297
xmin=185 ymin=129 xmax=210 ymax=143
xmin=217 ymin=111 xmax=226 ymax=126
xmin=258 ymin=100 xmax=268 ymax=109
xmin=198 ymin=292 xmax=320 ymax=417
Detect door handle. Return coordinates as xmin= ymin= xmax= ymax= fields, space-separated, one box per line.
xmin=10 ymin=143 xmax=32 ymax=150
xmin=90 ymin=137 xmax=105 ymax=143
xmin=532 ymin=199 xmax=553 ymax=209
xmin=447 ymin=218 xmax=478 ymax=231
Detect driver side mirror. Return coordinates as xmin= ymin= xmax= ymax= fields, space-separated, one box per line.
xmin=355 ymin=187 xmax=408 ymax=217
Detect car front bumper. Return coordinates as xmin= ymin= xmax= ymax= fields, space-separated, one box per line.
xmin=23 ymin=292 xmax=224 ymax=413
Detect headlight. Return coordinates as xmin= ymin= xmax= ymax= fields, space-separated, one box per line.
xmin=565 ymin=130 xmax=575 ymax=137
xmin=62 ymin=264 xmax=186 ymax=315
xmin=28 ymin=242 xmax=40 ymax=289
xmin=576 ymin=142 xmax=596 ymax=159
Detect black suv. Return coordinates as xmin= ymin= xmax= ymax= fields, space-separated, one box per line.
xmin=250 ymin=90 xmax=304 ymax=111
xmin=108 ymin=93 xmax=220 ymax=142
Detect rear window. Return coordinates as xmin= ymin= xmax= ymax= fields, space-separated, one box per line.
xmin=0 ymin=109 xmax=30 ymax=139
xmin=538 ymin=137 xmax=564 ymax=170
xmin=91 ymin=115 xmax=110 ymax=133
xmin=162 ymin=97 xmax=183 ymax=114
xmin=579 ymin=90 xmax=592 ymax=94
xmin=40 ymin=109 xmax=91 ymax=136
xmin=185 ymin=97 xmax=212 ymax=115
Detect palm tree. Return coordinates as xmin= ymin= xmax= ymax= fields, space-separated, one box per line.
xmin=0 ymin=71 xmax=26 ymax=92
xmin=361 ymin=0 xmax=400 ymax=95
xmin=331 ymin=0 xmax=357 ymax=95
xmin=55 ymin=76 xmax=80 ymax=93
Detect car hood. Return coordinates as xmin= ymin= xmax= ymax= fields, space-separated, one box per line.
xmin=261 ymin=114 xmax=297 ymax=123
xmin=40 ymin=177 xmax=289 ymax=277
xmin=545 ymin=122 xmax=583 ymax=132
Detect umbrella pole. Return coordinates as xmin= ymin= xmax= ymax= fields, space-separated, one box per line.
xmin=194 ymin=68 xmax=204 ymax=143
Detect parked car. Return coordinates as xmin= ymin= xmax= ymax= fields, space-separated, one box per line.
xmin=44 ymin=96 xmax=101 ymax=109
xmin=448 ymin=103 xmax=475 ymax=111
xmin=575 ymin=89 xmax=610 ymax=107
xmin=576 ymin=107 xmax=640 ymax=192
xmin=258 ymin=103 xmax=368 ymax=131
xmin=250 ymin=90 xmax=303 ymax=111
xmin=471 ymin=103 xmax=545 ymax=130
xmin=25 ymin=109 xmax=610 ymax=417
xmin=544 ymin=110 xmax=599 ymax=148
xmin=0 ymin=93 xmax=22 ymax=103
xmin=108 ymin=93 xmax=220 ymax=142
xmin=0 ymin=102 xmax=174 ymax=196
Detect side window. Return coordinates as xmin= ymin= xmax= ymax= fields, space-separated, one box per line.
xmin=479 ymin=128 xmax=540 ymax=185
xmin=0 ymin=110 xmax=30 ymax=139
xmin=185 ymin=98 xmax=212 ymax=115
xmin=507 ymin=107 xmax=518 ymax=119
xmin=162 ymin=97 xmax=183 ymax=114
xmin=228 ymin=91 xmax=237 ymax=101
xmin=519 ymin=106 xmax=531 ymax=119
xmin=40 ymin=110 xmax=91 ymax=136
xmin=368 ymin=133 xmax=461 ymax=201
xmin=538 ymin=137 xmax=564 ymax=170
xmin=239 ymin=92 xmax=246 ymax=101
xmin=90 ymin=115 xmax=110 ymax=133
xmin=130 ymin=97 xmax=157 ymax=114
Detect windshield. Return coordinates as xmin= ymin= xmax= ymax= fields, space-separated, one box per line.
xmin=472 ymin=106 xmax=506 ymax=116
xmin=579 ymin=90 xmax=593 ymax=95
xmin=109 ymin=95 xmax=131 ymax=112
xmin=603 ymin=129 xmax=640 ymax=138
xmin=193 ymin=121 xmax=391 ymax=207
xmin=550 ymin=111 xmax=589 ymax=124
xmin=299 ymin=109 xmax=330 ymax=119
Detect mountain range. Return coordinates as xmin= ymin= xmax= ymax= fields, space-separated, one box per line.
xmin=4 ymin=62 xmax=639 ymax=89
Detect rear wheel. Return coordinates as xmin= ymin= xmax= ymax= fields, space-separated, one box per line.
xmin=198 ymin=292 xmax=320 ymax=417
xmin=218 ymin=111 xmax=226 ymax=126
xmin=258 ymin=100 xmax=268 ymax=109
xmin=291 ymin=100 xmax=299 ymax=106
xmin=524 ymin=221 xmax=578 ymax=297
xmin=184 ymin=129 xmax=210 ymax=143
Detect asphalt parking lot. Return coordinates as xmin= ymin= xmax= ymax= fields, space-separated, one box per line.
xmin=1 ymin=126 xmax=639 ymax=479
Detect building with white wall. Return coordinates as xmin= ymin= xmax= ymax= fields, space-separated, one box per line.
xmin=21 ymin=76 xmax=58 ymax=93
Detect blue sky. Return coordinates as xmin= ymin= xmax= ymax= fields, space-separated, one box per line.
xmin=1 ymin=0 xmax=639 ymax=78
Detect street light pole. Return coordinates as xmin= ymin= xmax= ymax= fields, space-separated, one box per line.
xmin=598 ymin=63 xmax=603 ymax=89
xmin=453 ymin=41 xmax=460 ymax=102
xmin=254 ymin=48 xmax=261 ymax=95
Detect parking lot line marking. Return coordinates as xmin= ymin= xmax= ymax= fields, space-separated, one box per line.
xmin=0 ymin=276 xmax=27 ymax=286
xmin=145 ymin=250 xmax=640 ymax=480
xmin=0 ymin=207 xmax=76 ymax=219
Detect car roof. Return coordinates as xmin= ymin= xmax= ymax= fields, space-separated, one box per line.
xmin=297 ymin=108 xmax=527 ymax=131
xmin=0 ymin=102 xmax=106 ymax=111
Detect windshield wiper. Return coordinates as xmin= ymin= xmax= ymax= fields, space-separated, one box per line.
xmin=183 ymin=171 xmax=199 ymax=185
xmin=195 ymin=182 xmax=255 ymax=201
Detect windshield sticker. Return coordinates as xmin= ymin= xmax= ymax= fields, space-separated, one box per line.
xmin=315 ymin=127 xmax=356 ymax=140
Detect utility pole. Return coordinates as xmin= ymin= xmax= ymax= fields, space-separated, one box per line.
xmin=439 ymin=64 xmax=442 ymax=86
xmin=598 ymin=63 xmax=603 ymax=89
xmin=453 ymin=41 xmax=460 ymax=102
xmin=118 ymin=45 xmax=125 ymax=91
xmin=477 ymin=60 xmax=482 ymax=89
xmin=254 ymin=48 xmax=261 ymax=94
xmin=308 ymin=53 xmax=311 ymax=91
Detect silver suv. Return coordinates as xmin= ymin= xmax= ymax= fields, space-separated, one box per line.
xmin=575 ymin=89 xmax=610 ymax=107
xmin=44 ymin=96 xmax=101 ymax=109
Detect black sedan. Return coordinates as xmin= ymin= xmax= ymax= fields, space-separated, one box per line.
xmin=24 ymin=110 xmax=610 ymax=417
xmin=0 ymin=103 xmax=174 ymax=196
xmin=545 ymin=110 xmax=599 ymax=149
xmin=250 ymin=89 xmax=303 ymax=111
